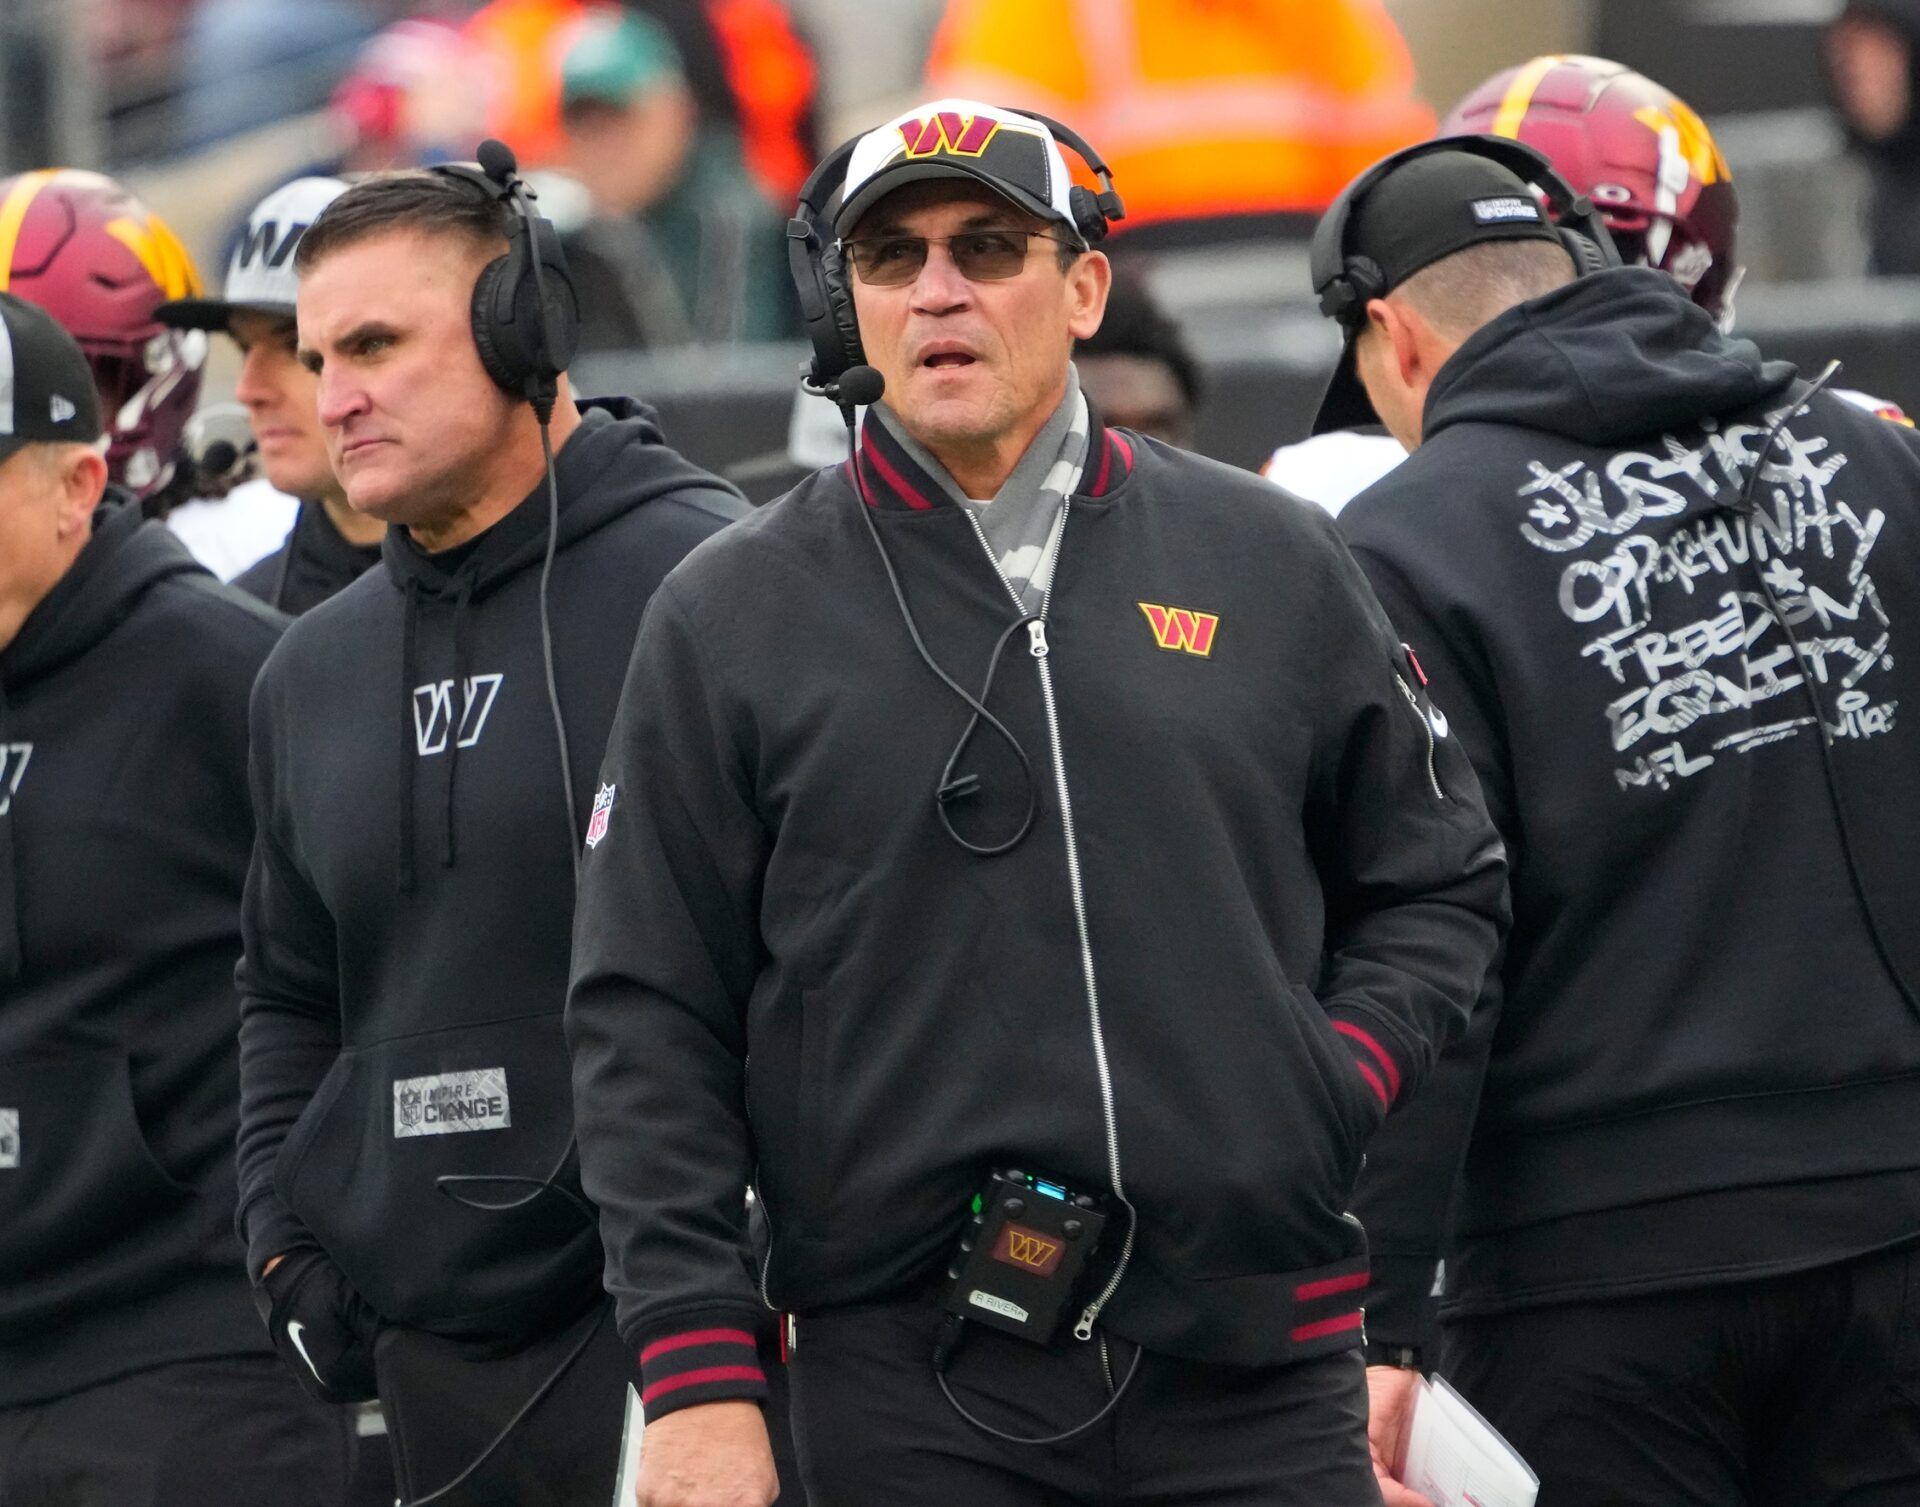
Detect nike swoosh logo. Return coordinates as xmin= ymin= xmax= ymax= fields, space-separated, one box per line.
xmin=286 ymin=1320 xmax=328 ymax=1386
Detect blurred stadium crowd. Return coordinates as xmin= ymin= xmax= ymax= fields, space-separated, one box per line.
xmin=3 ymin=0 xmax=1918 ymax=507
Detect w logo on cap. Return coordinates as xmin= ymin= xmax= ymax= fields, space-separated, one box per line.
xmin=898 ymin=110 xmax=1001 ymax=160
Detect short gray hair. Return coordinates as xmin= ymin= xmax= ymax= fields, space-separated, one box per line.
xmin=1393 ymin=239 xmax=1577 ymax=339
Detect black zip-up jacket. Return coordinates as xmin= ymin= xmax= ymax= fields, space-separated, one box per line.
xmin=566 ymin=411 xmax=1509 ymax=1417
xmin=1341 ymin=269 xmax=1920 ymax=1340
xmin=236 ymin=400 xmax=746 ymax=1345
xmin=0 ymin=494 xmax=285 ymax=1407
xmin=234 ymin=500 xmax=382 ymax=616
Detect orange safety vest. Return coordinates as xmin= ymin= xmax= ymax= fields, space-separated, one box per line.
xmin=926 ymin=0 xmax=1436 ymax=224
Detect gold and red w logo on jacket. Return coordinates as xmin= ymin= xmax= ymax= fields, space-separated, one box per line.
xmin=1138 ymin=601 xmax=1220 ymax=657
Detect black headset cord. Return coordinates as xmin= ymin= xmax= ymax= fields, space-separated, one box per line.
xmin=932 ymin=1313 xmax=1143 ymax=1445
xmin=839 ymin=402 xmax=1042 ymax=856
xmin=393 ymin=1305 xmax=607 ymax=1506
xmin=1726 ymin=360 xmax=1919 ymax=1015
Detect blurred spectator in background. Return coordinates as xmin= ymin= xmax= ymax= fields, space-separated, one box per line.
xmin=1828 ymin=1 xmax=1920 ymax=275
xmin=175 ymin=0 xmax=390 ymax=152
xmin=327 ymin=15 xmax=490 ymax=174
xmin=0 ymin=169 xmax=207 ymax=516
xmin=1073 ymin=266 xmax=1201 ymax=446
xmin=629 ymin=0 xmax=820 ymax=207
xmin=464 ymin=0 xmax=583 ymax=165
xmin=466 ymin=0 xmax=816 ymax=185
xmin=925 ymin=0 xmax=1434 ymax=236
xmin=212 ymin=17 xmax=488 ymax=287
xmin=554 ymin=6 xmax=799 ymax=342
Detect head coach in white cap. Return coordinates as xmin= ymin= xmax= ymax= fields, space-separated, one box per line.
xmin=567 ymin=98 xmax=1509 ymax=1506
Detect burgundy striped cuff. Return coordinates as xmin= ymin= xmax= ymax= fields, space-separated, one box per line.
xmin=636 ymin=1323 xmax=768 ymax=1419
xmin=1289 ymin=1267 xmax=1369 ymax=1346
xmin=1330 ymin=1012 xmax=1404 ymax=1114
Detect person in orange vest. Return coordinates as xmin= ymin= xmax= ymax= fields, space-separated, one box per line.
xmin=464 ymin=0 xmax=817 ymax=196
xmin=925 ymin=0 xmax=1435 ymax=227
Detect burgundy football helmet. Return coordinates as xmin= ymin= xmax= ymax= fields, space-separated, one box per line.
xmin=1444 ymin=56 xmax=1742 ymax=328
xmin=0 ymin=169 xmax=207 ymax=499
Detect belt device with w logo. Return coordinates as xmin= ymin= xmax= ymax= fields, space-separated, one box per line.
xmin=941 ymin=1168 xmax=1107 ymax=1346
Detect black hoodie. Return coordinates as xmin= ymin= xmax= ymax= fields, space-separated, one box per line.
xmin=1340 ymin=268 xmax=1920 ymax=1337
xmin=234 ymin=399 xmax=746 ymax=1345
xmin=233 ymin=500 xmax=382 ymax=616
xmin=0 ymin=493 xmax=285 ymax=1406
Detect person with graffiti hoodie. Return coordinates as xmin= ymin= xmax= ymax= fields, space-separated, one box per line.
xmin=0 ymin=293 xmax=352 ymax=1501
xmin=233 ymin=170 xmax=752 ymax=1505
xmin=1312 ymin=144 xmax=1920 ymax=1505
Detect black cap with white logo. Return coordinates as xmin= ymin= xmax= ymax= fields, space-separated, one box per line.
xmin=1311 ymin=151 xmax=1566 ymax=434
xmin=0 ymin=291 xmax=105 ymax=467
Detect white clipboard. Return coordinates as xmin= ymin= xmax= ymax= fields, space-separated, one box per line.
xmin=611 ymin=1382 xmax=645 ymax=1506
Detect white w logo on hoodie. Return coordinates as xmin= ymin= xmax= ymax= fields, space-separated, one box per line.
xmin=0 ymin=743 xmax=31 ymax=815
xmin=411 ymin=676 xmax=503 ymax=756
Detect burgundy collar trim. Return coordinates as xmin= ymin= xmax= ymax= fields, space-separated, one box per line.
xmin=845 ymin=405 xmax=1135 ymax=512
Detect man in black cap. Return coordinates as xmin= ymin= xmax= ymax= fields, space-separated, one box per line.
xmin=0 ymin=291 xmax=351 ymax=1501
xmin=567 ymin=98 xmax=1507 ymax=1507
xmin=1315 ymin=141 xmax=1920 ymax=1506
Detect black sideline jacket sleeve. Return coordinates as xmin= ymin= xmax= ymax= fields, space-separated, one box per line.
xmin=1343 ymin=538 xmax=1513 ymax=1349
xmin=1303 ymin=513 xmax=1509 ymax=1132
xmin=566 ymin=584 xmax=772 ymax=1420
xmin=235 ymin=668 xmax=344 ymax=1280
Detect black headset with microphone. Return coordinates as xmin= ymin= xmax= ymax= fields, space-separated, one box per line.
xmin=431 ymin=140 xmax=581 ymax=423
xmin=1310 ymin=133 xmax=1621 ymax=332
xmin=784 ymin=108 xmax=1125 ymax=406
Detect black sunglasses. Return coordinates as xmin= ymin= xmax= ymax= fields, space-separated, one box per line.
xmin=839 ymin=228 xmax=1076 ymax=286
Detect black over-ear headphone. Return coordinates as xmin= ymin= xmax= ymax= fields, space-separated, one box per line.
xmin=785 ymin=109 xmax=1126 ymax=403
xmin=431 ymin=140 xmax=580 ymax=423
xmin=1310 ymin=134 xmax=1620 ymax=332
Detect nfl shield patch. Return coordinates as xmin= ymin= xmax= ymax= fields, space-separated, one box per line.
xmin=585 ymin=782 xmax=616 ymax=849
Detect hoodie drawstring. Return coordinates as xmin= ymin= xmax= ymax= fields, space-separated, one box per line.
xmin=443 ymin=573 xmax=476 ymax=869
xmin=397 ymin=578 xmax=420 ymax=895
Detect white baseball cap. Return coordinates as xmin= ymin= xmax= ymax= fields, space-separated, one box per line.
xmin=157 ymin=176 xmax=349 ymax=331
xmin=834 ymin=99 xmax=1082 ymax=243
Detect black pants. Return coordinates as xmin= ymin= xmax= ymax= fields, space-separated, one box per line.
xmin=1441 ymin=1242 xmax=1920 ymax=1506
xmin=0 ymin=1353 xmax=354 ymax=1506
xmin=378 ymin=1301 xmax=805 ymax=1507
xmin=787 ymin=1295 xmax=1378 ymax=1506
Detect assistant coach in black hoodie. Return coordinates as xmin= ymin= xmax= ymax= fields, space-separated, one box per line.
xmin=0 ymin=293 xmax=351 ymax=1501
xmin=233 ymin=170 xmax=750 ymax=1504
xmin=1317 ymin=145 xmax=1920 ymax=1505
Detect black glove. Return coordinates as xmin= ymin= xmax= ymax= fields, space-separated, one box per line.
xmin=254 ymin=1246 xmax=381 ymax=1404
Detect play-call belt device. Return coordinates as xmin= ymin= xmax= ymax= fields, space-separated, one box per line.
xmin=943 ymin=1168 xmax=1108 ymax=1346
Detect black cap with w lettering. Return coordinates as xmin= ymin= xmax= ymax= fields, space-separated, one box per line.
xmin=0 ymin=291 xmax=104 ymax=467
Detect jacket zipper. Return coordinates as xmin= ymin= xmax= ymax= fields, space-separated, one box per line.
xmin=960 ymin=502 xmax=1137 ymax=1342
xmin=1394 ymin=672 xmax=1446 ymax=802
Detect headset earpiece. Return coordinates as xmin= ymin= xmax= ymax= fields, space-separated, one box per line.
xmin=431 ymin=143 xmax=580 ymax=419
xmin=788 ymin=140 xmax=868 ymax=397
xmin=1319 ymin=255 xmax=1387 ymax=328
xmin=1311 ymin=134 xmax=1622 ymax=324
xmin=1068 ymin=185 xmax=1109 ymax=246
